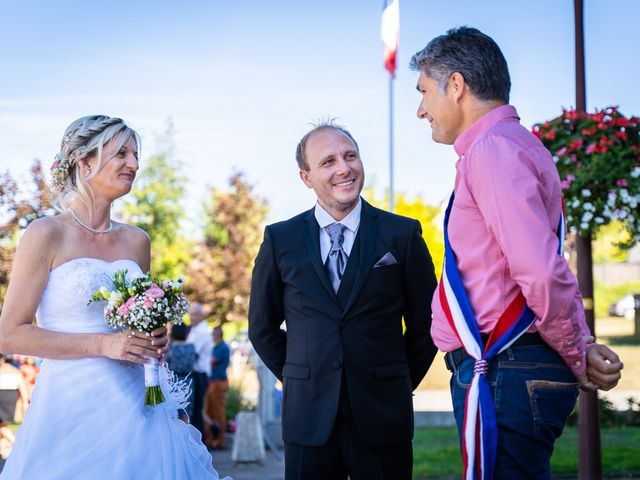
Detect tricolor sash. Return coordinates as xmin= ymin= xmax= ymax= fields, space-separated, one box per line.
xmin=439 ymin=192 xmax=564 ymax=480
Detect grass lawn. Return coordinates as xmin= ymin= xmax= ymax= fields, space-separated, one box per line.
xmin=413 ymin=426 xmax=640 ymax=479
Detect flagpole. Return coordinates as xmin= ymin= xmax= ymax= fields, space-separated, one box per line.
xmin=389 ymin=74 xmax=395 ymax=212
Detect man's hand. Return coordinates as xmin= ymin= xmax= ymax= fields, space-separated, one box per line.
xmin=586 ymin=343 xmax=623 ymax=391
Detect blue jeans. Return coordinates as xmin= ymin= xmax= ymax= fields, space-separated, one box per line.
xmin=449 ymin=344 xmax=579 ymax=480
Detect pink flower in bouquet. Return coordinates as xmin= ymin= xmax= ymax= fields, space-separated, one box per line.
xmin=118 ymin=296 xmax=137 ymax=316
xmin=145 ymin=285 xmax=165 ymax=299
xmin=143 ymin=298 xmax=154 ymax=309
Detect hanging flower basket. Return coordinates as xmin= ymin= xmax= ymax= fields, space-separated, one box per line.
xmin=533 ymin=106 xmax=640 ymax=247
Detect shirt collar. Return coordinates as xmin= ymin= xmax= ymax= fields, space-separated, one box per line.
xmin=314 ymin=198 xmax=362 ymax=232
xmin=453 ymin=104 xmax=520 ymax=158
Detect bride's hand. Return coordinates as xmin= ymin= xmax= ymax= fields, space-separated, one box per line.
xmin=101 ymin=329 xmax=167 ymax=363
xmin=150 ymin=326 xmax=169 ymax=358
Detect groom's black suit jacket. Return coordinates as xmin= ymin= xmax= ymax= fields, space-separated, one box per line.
xmin=248 ymin=199 xmax=438 ymax=448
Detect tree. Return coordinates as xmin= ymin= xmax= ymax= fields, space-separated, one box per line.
xmin=364 ymin=187 xmax=444 ymax=277
xmin=185 ymin=172 xmax=268 ymax=325
xmin=119 ymin=149 xmax=191 ymax=278
xmin=592 ymin=221 xmax=633 ymax=264
xmin=0 ymin=161 xmax=54 ymax=307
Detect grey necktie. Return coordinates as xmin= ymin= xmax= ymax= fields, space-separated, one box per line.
xmin=325 ymin=223 xmax=348 ymax=293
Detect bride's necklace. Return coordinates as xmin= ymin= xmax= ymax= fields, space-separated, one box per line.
xmin=69 ymin=208 xmax=113 ymax=235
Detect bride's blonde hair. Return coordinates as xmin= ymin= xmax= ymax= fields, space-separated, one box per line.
xmin=52 ymin=115 xmax=141 ymax=217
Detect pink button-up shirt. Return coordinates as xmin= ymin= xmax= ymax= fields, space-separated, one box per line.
xmin=431 ymin=105 xmax=590 ymax=377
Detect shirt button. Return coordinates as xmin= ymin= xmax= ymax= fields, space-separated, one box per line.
xmin=575 ymin=360 xmax=582 ymax=367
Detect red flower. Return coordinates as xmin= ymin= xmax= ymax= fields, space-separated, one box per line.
xmin=614 ymin=117 xmax=630 ymax=127
xmin=544 ymin=129 xmax=556 ymax=141
xmin=564 ymin=110 xmax=581 ymax=120
xmin=582 ymin=127 xmax=597 ymax=136
xmin=614 ymin=131 xmax=628 ymax=142
xmin=532 ymin=126 xmax=542 ymax=139
xmin=570 ymin=139 xmax=584 ymax=149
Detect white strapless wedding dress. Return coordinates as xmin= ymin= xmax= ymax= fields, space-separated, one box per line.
xmin=0 ymin=258 xmax=229 ymax=480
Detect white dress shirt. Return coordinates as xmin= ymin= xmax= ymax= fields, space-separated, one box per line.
xmin=187 ymin=320 xmax=212 ymax=376
xmin=314 ymin=198 xmax=362 ymax=264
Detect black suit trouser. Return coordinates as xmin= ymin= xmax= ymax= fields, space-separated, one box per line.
xmin=284 ymin=377 xmax=412 ymax=480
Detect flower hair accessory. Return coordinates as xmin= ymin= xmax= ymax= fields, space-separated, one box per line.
xmin=50 ymin=134 xmax=73 ymax=191
xmin=50 ymin=152 xmax=71 ymax=191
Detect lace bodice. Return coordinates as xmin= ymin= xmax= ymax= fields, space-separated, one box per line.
xmin=36 ymin=257 xmax=142 ymax=334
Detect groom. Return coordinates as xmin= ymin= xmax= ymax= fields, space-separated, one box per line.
xmin=248 ymin=121 xmax=438 ymax=480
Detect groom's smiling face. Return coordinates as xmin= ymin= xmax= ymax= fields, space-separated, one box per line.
xmin=299 ymin=128 xmax=364 ymax=221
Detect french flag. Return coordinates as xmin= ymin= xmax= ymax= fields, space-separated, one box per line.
xmin=381 ymin=0 xmax=399 ymax=77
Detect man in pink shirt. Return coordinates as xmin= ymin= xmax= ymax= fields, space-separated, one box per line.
xmin=410 ymin=27 xmax=623 ymax=479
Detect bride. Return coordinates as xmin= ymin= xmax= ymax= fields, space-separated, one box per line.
xmin=0 ymin=115 xmax=229 ymax=479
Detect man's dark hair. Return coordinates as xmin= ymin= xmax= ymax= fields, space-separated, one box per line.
xmin=295 ymin=119 xmax=359 ymax=171
xmin=410 ymin=26 xmax=511 ymax=103
xmin=170 ymin=323 xmax=190 ymax=341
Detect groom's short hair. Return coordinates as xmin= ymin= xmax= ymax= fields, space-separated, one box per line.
xmin=295 ymin=120 xmax=360 ymax=171
xmin=410 ymin=26 xmax=511 ymax=103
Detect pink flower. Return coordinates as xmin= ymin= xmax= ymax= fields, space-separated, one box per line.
xmin=585 ymin=143 xmax=597 ymax=155
xmin=556 ymin=147 xmax=569 ymax=156
xmin=561 ymin=174 xmax=576 ymax=190
xmin=144 ymin=298 xmax=154 ymax=309
xmin=117 ymin=296 xmax=138 ymax=316
xmin=145 ymin=285 xmax=165 ymax=299
xmin=616 ymin=179 xmax=628 ymax=187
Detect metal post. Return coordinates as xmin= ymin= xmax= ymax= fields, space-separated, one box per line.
xmin=574 ymin=3 xmax=602 ymax=476
xmin=389 ymin=75 xmax=395 ymax=212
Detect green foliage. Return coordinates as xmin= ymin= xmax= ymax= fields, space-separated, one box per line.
xmin=119 ymin=151 xmax=191 ymax=278
xmin=225 ymin=382 xmax=256 ymax=420
xmin=594 ymin=280 xmax=640 ymax=319
xmin=363 ymin=186 xmax=444 ymax=278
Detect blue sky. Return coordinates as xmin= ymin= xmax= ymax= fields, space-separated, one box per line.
xmin=1 ymin=0 xmax=638 ymax=226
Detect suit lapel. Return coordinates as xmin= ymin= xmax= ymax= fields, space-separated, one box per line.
xmin=341 ymin=200 xmax=379 ymax=317
xmin=303 ymin=209 xmax=339 ymax=302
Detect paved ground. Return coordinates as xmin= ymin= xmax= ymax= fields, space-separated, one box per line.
xmin=212 ymin=440 xmax=284 ymax=480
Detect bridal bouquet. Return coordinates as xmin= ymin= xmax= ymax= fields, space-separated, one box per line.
xmin=89 ymin=269 xmax=189 ymax=405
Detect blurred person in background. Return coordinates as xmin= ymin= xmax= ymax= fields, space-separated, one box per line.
xmin=204 ymin=326 xmax=230 ymax=450
xmin=166 ymin=323 xmax=197 ymax=423
xmin=186 ymin=302 xmax=212 ymax=439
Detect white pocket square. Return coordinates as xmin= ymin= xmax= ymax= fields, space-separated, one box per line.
xmin=373 ymin=251 xmax=398 ymax=268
